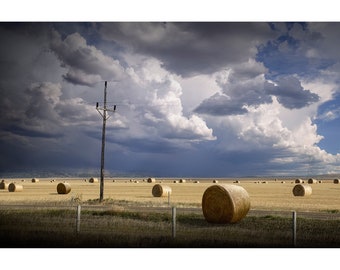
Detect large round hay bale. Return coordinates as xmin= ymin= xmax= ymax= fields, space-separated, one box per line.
xmin=152 ymin=184 xmax=172 ymax=197
xmin=334 ymin=179 xmax=339 ymax=184
xmin=89 ymin=177 xmax=98 ymax=183
xmin=179 ymin=179 xmax=186 ymax=183
xmin=295 ymin=178 xmax=302 ymax=183
xmin=308 ymin=178 xmax=317 ymax=184
xmin=147 ymin=177 xmax=156 ymax=183
xmin=57 ymin=182 xmax=71 ymax=194
xmin=31 ymin=178 xmax=39 ymax=183
xmin=0 ymin=180 xmax=9 ymax=190
xmin=202 ymin=184 xmax=250 ymax=224
xmin=293 ymin=184 xmax=312 ymax=196
xmin=8 ymin=183 xmax=23 ymax=192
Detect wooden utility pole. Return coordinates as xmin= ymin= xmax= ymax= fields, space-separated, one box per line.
xmin=96 ymin=81 xmax=116 ymax=202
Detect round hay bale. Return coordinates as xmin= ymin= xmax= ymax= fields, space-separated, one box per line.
xmin=334 ymin=179 xmax=339 ymax=184
xmin=89 ymin=177 xmax=98 ymax=183
xmin=193 ymin=180 xmax=200 ymax=183
xmin=308 ymin=178 xmax=318 ymax=184
xmin=179 ymin=179 xmax=186 ymax=183
xmin=202 ymin=184 xmax=250 ymax=224
xmin=292 ymin=184 xmax=312 ymax=196
xmin=295 ymin=178 xmax=302 ymax=183
xmin=0 ymin=180 xmax=9 ymax=190
xmin=31 ymin=178 xmax=39 ymax=183
xmin=173 ymin=180 xmax=179 ymax=183
xmin=147 ymin=177 xmax=156 ymax=183
xmin=152 ymin=184 xmax=172 ymax=197
xmin=212 ymin=180 xmax=219 ymax=183
xmin=8 ymin=183 xmax=23 ymax=192
xmin=57 ymin=182 xmax=71 ymax=194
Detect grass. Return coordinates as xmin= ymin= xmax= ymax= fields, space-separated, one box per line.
xmin=1 ymin=205 xmax=340 ymax=247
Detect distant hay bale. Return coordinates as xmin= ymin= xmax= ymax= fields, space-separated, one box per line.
xmin=334 ymin=179 xmax=340 ymax=184
xmin=8 ymin=183 xmax=23 ymax=192
xmin=57 ymin=182 xmax=71 ymax=194
xmin=89 ymin=177 xmax=98 ymax=183
xmin=0 ymin=180 xmax=9 ymax=190
xmin=152 ymin=184 xmax=172 ymax=197
xmin=202 ymin=184 xmax=250 ymax=224
xmin=193 ymin=180 xmax=200 ymax=183
xmin=213 ymin=180 xmax=219 ymax=183
xmin=308 ymin=178 xmax=318 ymax=184
xmin=295 ymin=179 xmax=302 ymax=183
xmin=179 ymin=179 xmax=186 ymax=183
xmin=173 ymin=180 xmax=179 ymax=183
xmin=147 ymin=177 xmax=156 ymax=183
xmin=318 ymin=180 xmax=322 ymax=183
xmin=31 ymin=178 xmax=39 ymax=183
xmin=21 ymin=179 xmax=25 ymax=182
xmin=281 ymin=181 xmax=285 ymax=184
xmin=233 ymin=180 xmax=240 ymax=183
xmin=293 ymin=184 xmax=312 ymax=196
xmin=262 ymin=181 xmax=268 ymax=184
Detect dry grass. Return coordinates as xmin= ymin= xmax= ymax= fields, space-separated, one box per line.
xmin=1 ymin=177 xmax=340 ymax=211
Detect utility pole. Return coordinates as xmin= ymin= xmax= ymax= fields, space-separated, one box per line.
xmin=96 ymin=81 xmax=116 ymax=202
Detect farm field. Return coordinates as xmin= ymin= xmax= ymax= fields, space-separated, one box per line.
xmin=1 ymin=177 xmax=340 ymax=212
xmin=2 ymin=176 xmax=340 ymax=248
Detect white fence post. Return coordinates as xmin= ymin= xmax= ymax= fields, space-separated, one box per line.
xmin=76 ymin=204 xmax=81 ymax=234
xmin=172 ymin=206 xmax=176 ymax=238
xmin=292 ymin=210 xmax=297 ymax=247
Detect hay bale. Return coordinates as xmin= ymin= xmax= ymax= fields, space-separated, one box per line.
xmin=193 ymin=180 xmax=200 ymax=183
xmin=147 ymin=177 xmax=156 ymax=183
xmin=89 ymin=177 xmax=98 ymax=183
xmin=213 ymin=180 xmax=219 ymax=183
xmin=308 ymin=178 xmax=318 ymax=184
xmin=295 ymin=178 xmax=302 ymax=183
xmin=202 ymin=184 xmax=250 ymax=224
xmin=8 ymin=183 xmax=23 ymax=192
xmin=0 ymin=180 xmax=9 ymax=190
xmin=179 ymin=179 xmax=186 ymax=183
xmin=334 ymin=179 xmax=340 ymax=184
xmin=293 ymin=184 xmax=312 ymax=196
xmin=152 ymin=184 xmax=172 ymax=197
xmin=173 ymin=180 xmax=179 ymax=183
xmin=57 ymin=182 xmax=71 ymax=194
xmin=31 ymin=178 xmax=39 ymax=183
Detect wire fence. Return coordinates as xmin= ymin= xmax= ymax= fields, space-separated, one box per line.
xmin=1 ymin=204 xmax=340 ymax=247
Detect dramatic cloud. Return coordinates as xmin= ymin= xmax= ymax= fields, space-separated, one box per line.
xmin=1 ymin=22 xmax=340 ymax=177
xmin=99 ymin=22 xmax=276 ymax=76
xmin=50 ymin=30 xmax=125 ymax=86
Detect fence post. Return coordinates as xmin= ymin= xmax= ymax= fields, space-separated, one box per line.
xmin=76 ymin=204 xmax=81 ymax=234
xmin=292 ymin=210 xmax=296 ymax=247
xmin=172 ymin=206 xmax=176 ymax=238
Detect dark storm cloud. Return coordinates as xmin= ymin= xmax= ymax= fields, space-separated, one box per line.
xmin=194 ymin=93 xmax=249 ymax=116
xmin=269 ymin=76 xmax=320 ymax=109
xmin=99 ymin=22 xmax=276 ymax=76
xmin=49 ymin=30 xmax=125 ymax=86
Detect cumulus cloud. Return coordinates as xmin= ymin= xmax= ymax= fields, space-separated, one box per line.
xmin=50 ymin=31 xmax=125 ymax=86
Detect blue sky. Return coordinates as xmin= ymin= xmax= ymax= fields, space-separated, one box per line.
xmin=1 ymin=21 xmax=340 ymax=177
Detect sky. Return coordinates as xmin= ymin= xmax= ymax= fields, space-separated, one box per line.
xmin=1 ymin=21 xmax=340 ymax=178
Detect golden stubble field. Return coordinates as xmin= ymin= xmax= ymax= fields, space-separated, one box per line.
xmin=1 ymin=177 xmax=340 ymax=212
